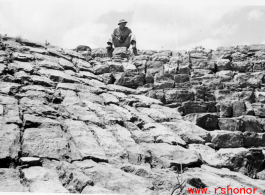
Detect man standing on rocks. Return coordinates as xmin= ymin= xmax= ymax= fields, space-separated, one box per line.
xmin=106 ymin=19 xmax=137 ymax=57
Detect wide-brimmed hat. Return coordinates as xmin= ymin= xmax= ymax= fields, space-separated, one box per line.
xmin=118 ymin=19 xmax=127 ymax=25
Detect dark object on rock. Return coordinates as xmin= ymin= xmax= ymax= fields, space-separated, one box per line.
xmin=73 ymin=45 xmax=91 ymax=52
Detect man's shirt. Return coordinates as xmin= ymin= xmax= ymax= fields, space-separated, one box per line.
xmin=113 ymin=27 xmax=132 ymax=39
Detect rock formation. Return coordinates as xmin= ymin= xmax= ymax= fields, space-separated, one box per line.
xmin=0 ymin=35 xmax=265 ymax=194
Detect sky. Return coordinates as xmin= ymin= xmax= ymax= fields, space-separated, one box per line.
xmin=0 ymin=0 xmax=265 ymax=51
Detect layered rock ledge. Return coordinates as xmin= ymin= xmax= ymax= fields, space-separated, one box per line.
xmin=0 ymin=36 xmax=265 ymax=194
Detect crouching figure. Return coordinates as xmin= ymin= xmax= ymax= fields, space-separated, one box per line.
xmin=106 ymin=19 xmax=137 ymax=58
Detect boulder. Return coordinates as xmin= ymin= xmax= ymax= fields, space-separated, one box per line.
xmin=181 ymin=101 xmax=216 ymax=115
xmin=54 ymin=161 xmax=93 ymax=193
xmin=178 ymin=65 xmax=190 ymax=74
xmin=164 ymin=89 xmax=194 ymax=104
xmin=216 ymin=70 xmax=234 ymax=81
xmin=91 ymin=48 xmax=107 ymax=58
xmin=240 ymin=115 xmax=263 ymax=132
xmin=216 ymin=59 xmax=231 ymax=71
xmin=184 ymin=113 xmax=219 ymax=130
xmin=151 ymin=53 xmax=169 ymax=63
xmin=146 ymin=61 xmax=164 ymax=75
xmin=115 ymin=72 xmax=145 ymax=88
xmin=210 ymin=130 xmax=244 ymax=148
xmin=214 ymin=90 xmax=239 ymax=102
xmin=232 ymin=101 xmax=245 ymax=117
xmin=231 ymin=61 xmax=252 ymax=72
xmin=153 ymin=73 xmax=175 ymax=89
xmin=257 ymin=170 xmax=265 ymax=180
xmin=93 ymin=63 xmax=109 ymax=74
xmin=107 ymin=61 xmax=124 ymax=72
xmin=217 ymin=101 xmax=232 ymax=117
xmin=242 ymin=132 xmax=265 ymax=147
xmin=113 ymin=47 xmax=128 ymax=58
xmin=218 ymin=117 xmax=244 ymax=131
xmin=174 ymin=74 xmax=189 ymax=83
xmin=253 ymin=103 xmax=265 ymax=117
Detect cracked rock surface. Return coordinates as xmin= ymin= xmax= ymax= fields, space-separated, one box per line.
xmin=0 ymin=37 xmax=265 ymax=194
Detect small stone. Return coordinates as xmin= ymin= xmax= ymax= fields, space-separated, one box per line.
xmin=19 ymin=157 xmax=41 ymax=166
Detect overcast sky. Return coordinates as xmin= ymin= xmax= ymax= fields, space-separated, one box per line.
xmin=0 ymin=0 xmax=265 ymax=51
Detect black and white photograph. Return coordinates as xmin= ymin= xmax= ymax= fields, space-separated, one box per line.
xmin=0 ymin=0 xmax=265 ymax=194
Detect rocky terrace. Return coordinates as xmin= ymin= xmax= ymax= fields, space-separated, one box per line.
xmin=0 ymin=36 xmax=265 ymax=194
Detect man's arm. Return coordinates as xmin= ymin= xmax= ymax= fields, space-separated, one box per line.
xmin=112 ymin=28 xmax=118 ymax=36
xmin=127 ymin=28 xmax=132 ymax=35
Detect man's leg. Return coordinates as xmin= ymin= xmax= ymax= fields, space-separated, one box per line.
xmin=106 ymin=35 xmax=114 ymax=58
xmin=130 ymin=34 xmax=137 ymax=55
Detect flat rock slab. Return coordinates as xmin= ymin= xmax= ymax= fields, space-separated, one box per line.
xmin=129 ymin=94 xmax=163 ymax=107
xmin=0 ymin=94 xmax=18 ymax=105
xmin=77 ymin=71 xmax=103 ymax=81
xmin=164 ymin=89 xmax=195 ymax=104
xmin=22 ymin=127 xmax=69 ymax=160
xmin=107 ymin=84 xmax=137 ymax=94
xmin=58 ymin=58 xmax=76 ymax=71
xmin=82 ymin=185 xmax=114 ymax=194
xmin=22 ymin=166 xmax=68 ymax=193
xmin=73 ymin=58 xmax=93 ymax=72
xmin=141 ymin=143 xmax=202 ymax=168
xmin=162 ymin=121 xmax=211 ymax=143
xmin=39 ymin=68 xmax=80 ymax=83
xmin=140 ymin=123 xmax=186 ymax=146
xmin=2 ymin=104 xmax=22 ymax=125
xmin=37 ymin=60 xmax=64 ymax=71
xmin=100 ymin=93 xmax=119 ymax=104
xmin=31 ymin=75 xmax=54 ymax=87
xmin=91 ymin=124 xmax=125 ymax=157
xmin=12 ymin=52 xmax=34 ymax=61
xmin=0 ymin=129 xmax=20 ymax=160
xmin=19 ymin=97 xmax=58 ymax=117
xmin=64 ymin=105 xmax=102 ymax=124
xmin=0 ymin=169 xmax=28 ymax=192
xmin=137 ymin=105 xmax=182 ymax=122
xmin=23 ymin=114 xmax=61 ymax=128
xmin=80 ymin=163 xmax=154 ymax=195
xmin=64 ymin=119 xmax=107 ymax=161
xmin=8 ymin=61 xmax=34 ymax=73
xmin=188 ymin=144 xmax=225 ymax=167
xmin=0 ymin=82 xmax=20 ymax=94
